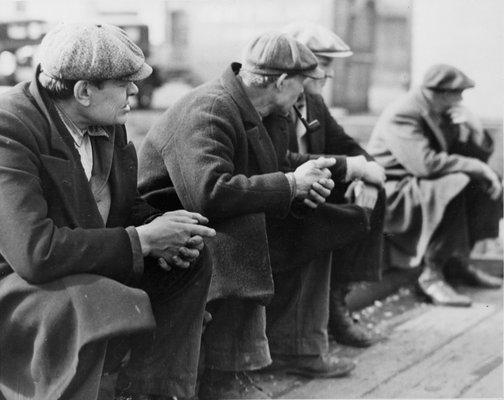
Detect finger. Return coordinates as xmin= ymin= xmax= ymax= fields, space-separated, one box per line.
xmin=312 ymin=182 xmax=331 ymax=197
xmin=171 ymin=255 xmax=190 ymax=269
xmin=318 ymin=178 xmax=335 ymax=190
xmin=163 ymin=210 xmax=209 ymax=224
xmin=188 ymin=225 xmax=216 ymax=238
xmin=313 ymin=157 xmax=336 ymax=168
xmin=308 ymin=188 xmax=326 ymax=204
xmin=186 ymin=235 xmax=205 ymax=248
xmin=158 ymin=257 xmax=172 ymax=272
xmin=179 ymin=247 xmax=200 ymax=260
xmin=185 ymin=212 xmax=209 ymax=225
xmin=164 ymin=216 xmax=200 ymax=224
xmin=303 ymin=198 xmax=318 ymax=209
xmin=320 ymin=168 xmax=332 ymax=179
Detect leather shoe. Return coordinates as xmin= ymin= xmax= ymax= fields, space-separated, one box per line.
xmin=267 ymin=353 xmax=355 ymax=378
xmin=449 ymin=264 xmax=502 ymax=289
xmin=198 ymin=369 xmax=270 ymax=400
xmin=418 ymin=268 xmax=472 ymax=307
xmin=329 ymin=283 xmax=382 ymax=347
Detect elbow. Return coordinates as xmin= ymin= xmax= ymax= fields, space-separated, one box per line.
xmin=13 ymin=255 xmax=56 ymax=285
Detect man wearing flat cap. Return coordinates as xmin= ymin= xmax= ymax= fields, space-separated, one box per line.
xmin=0 ymin=23 xmax=216 ymax=400
xmin=259 ymin=23 xmax=386 ymax=367
xmin=138 ymin=31 xmax=358 ymax=399
xmin=368 ymin=63 xmax=502 ymax=307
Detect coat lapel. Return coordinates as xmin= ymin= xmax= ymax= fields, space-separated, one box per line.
xmin=414 ymin=90 xmax=448 ymax=152
xmin=221 ymin=63 xmax=279 ymax=173
xmin=28 ymin=67 xmax=106 ymax=228
xmin=305 ymin=95 xmax=325 ymax=153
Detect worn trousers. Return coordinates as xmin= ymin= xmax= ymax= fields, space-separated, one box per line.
xmin=266 ymin=189 xmax=385 ymax=355
xmin=425 ymin=180 xmax=503 ymax=268
xmin=202 ymin=298 xmax=272 ymax=371
xmin=115 ymin=257 xmax=211 ymax=398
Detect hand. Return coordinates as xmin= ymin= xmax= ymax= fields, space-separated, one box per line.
xmin=293 ymin=157 xmax=335 ymax=199
xmin=136 ymin=212 xmax=216 ymax=269
xmin=446 ymin=105 xmax=483 ymax=130
xmin=480 ymin=164 xmax=502 ymax=201
xmin=362 ymin=161 xmax=386 ymax=187
xmin=345 ymin=181 xmax=379 ymax=209
xmin=304 ymin=178 xmax=335 ymax=209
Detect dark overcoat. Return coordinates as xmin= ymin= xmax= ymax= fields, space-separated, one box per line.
xmin=367 ymin=88 xmax=497 ymax=267
xmin=267 ymin=93 xmax=383 ymax=282
xmin=0 ymin=71 xmax=156 ymax=399
xmin=139 ymin=64 xmax=363 ymax=302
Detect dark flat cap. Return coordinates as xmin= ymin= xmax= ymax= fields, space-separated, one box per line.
xmin=37 ymin=23 xmax=152 ymax=82
xmin=422 ymin=64 xmax=475 ymax=91
xmin=282 ymin=22 xmax=353 ymax=58
xmin=242 ymin=31 xmax=324 ymax=79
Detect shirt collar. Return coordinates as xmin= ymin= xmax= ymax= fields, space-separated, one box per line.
xmin=54 ymin=102 xmax=110 ymax=147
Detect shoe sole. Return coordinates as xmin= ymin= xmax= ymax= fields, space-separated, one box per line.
xmin=284 ymin=363 xmax=356 ymax=379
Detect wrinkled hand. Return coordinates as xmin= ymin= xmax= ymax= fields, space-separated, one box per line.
xmin=136 ymin=211 xmax=216 ymax=270
xmin=293 ymin=157 xmax=335 ymax=200
xmin=345 ymin=181 xmax=379 ymax=209
xmin=480 ymin=164 xmax=502 ymax=201
xmin=362 ymin=161 xmax=386 ymax=187
xmin=304 ymin=178 xmax=335 ymax=209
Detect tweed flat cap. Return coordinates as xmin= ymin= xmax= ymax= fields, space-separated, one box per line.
xmin=242 ymin=31 xmax=324 ymax=79
xmin=37 ymin=23 xmax=152 ymax=82
xmin=422 ymin=64 xmax=475 ymax=91
xmin=282 ymin=22 xmax=353 ymax=58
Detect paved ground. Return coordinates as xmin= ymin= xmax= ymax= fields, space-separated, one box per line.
xmin=247 ymin=283 xmax=503 ymax=399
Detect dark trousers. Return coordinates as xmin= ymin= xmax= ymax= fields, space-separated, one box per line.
xmin=115 ymin=257 xmax=211 ymax=398
xmin=202 ymin=298 xmax=271 ymax=371
xmin=266 ymin=188 xmax=385 ymax=355
xmin=425 ymin=181 xmax=503 ymax=268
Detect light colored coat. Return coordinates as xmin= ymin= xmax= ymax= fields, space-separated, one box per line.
xmin=367 ymin=88 xmax=494 ymax=267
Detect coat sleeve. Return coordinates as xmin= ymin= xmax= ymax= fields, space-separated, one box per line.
xmin=161 ymin=97 xmax=292 ymax=221
xmin=0 ymin=111 xmax=136 ymax=284
xmin=381 ymin=109 xmax=489 ymax=179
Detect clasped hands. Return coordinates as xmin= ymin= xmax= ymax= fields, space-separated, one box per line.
xmin=136 ymin=210 xmax=216 ymax=271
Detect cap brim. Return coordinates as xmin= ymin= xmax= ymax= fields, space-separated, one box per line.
xmin=122 ymin=63 xmax=153 ymax=81
xmin=302 ymin=65 xmax=325 ymax=79
xmin=314 ymin=50 xmax=353 ymax=58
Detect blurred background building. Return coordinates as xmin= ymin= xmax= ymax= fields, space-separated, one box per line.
xmin=1 ymin=0 xmax=502 ymax=118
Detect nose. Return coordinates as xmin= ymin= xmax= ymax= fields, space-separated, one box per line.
xmin=128 ymin=82 xmax=139 ymax=96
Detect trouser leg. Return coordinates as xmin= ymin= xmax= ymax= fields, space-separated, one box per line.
xmin=424 ymin=188 xmax=471 ymax=268
xmin=60 ymin=341 xmax=108 ymax=400
xmin=267 ymin=253 xmax=331 ymax=356
xmin=116 ymin=258 xmax=212 ymax=398
xmin=203 ymin=298 xmax=271 ymax=371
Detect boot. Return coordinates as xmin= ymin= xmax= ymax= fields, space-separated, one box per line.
xmin=198 ymin=369 xmax=270 ymax=400
xmin=267 ymin=353 xmax=355 ymax=378
xmin=328 ymin=283 xmax=379 ymax=347
xmin=418 ymin=264 xmax=472 ymax=307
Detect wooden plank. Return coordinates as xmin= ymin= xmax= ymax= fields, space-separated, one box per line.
xmin=281 ymin=303 xmax=496 ymax=398
xmin=460 ymin=363 xmax=503 ymax=398
xmin=365 ymin=311 xmax=503 ymax=398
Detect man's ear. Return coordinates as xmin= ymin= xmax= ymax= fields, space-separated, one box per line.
xmin=73 ymin=81 xmax=91 ymax=106
xmin=275 ymin=73 xmax=288 ymax=90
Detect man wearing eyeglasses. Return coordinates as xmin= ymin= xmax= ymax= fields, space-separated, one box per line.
xmin=263 ymin=24 xmax=386 ymax=373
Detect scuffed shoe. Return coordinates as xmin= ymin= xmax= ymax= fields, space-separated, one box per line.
xmin=198 ymin=369 xmax=270 ymax=400
xmin=418 ymin=265 xmax=472 ymax=307
xmin=269 ymin=353 xmax=355 ymax=378
xmin=329 ymin=283 xmax=382 ymax=347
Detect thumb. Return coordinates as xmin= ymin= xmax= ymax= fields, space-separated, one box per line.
xmin=313 ymin=157 xmax=336 ymax=169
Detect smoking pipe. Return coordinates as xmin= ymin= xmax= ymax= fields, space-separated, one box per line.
xmin=293 ymin=105 xmax=321 ymax=133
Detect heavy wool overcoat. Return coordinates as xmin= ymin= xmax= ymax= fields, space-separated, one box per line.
xmin=267 ymin=93 xmax=383 ymax=282
xmin=367 ymin=88 xmax=497 ymax=267
xmin=0 ymin=70 xmax=156 ymax=399
xmin=139 ymin=63 xmax=364 ymax=303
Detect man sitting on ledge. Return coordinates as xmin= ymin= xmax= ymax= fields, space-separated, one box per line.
xmin=367 ymin=63 xmax=502 ymax=307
